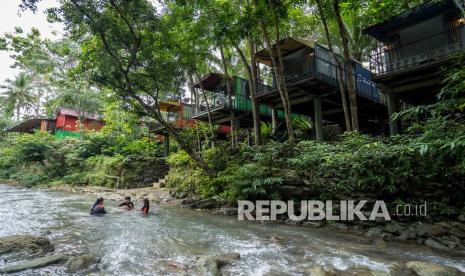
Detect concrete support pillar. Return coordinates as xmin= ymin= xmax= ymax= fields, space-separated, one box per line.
xmin=164 ymin=134 xmax=170 ymax=156
xmin=246 ymin=128 xmax=252 ymax=146
xmin=310 ymin=114 xmax=316 ymax=140
xmin=386 ymin=92 xmax=400 ymax=136
xmin=271 ymin=108 xmax=278 ymax=134
xmin=314 ymin=98 xmax=323 ymax=142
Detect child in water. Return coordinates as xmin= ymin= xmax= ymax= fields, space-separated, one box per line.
xmin=140 ymin=198 xmax=149 ymax=215
xmin=90 ymin=197 xmax=107 ymax=215
xmin=119 ymin=196 xmax=134 ymax=210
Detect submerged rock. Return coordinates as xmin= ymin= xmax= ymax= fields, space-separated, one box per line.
xmin=307 ymin=265 xmax=328 ymax=276
xmin=0 ymin=235 xmax=54 ymax=260
xmin=66 ymin=255 xmax=100 ymax=273
xmin=307 ymin=265 xmax=393 ymax=276
xmin=0 ymin=254 xmax=68 ymax=274
xmin=406 ymin=261 xmax=463 ymax=276
xmin=198 ymin=252 xmax=240 ymax=276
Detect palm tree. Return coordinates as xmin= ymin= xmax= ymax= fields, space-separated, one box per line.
xmin=1 ymin=73 xmax=36 ymax=122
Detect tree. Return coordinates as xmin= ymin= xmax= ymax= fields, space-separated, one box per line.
xmin=255 ymin=0 xmax=296 ymax=142
xmin=1 ymin=73 xmax=36 ymax=121
xmin=23 ymin=0 xmax=215 ymax=175
xmin=314 ymin=0 xmax=351 ymax=131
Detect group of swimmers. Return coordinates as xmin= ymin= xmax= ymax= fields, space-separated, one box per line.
xmin=90 ymin=196 xmax=150 ymax=215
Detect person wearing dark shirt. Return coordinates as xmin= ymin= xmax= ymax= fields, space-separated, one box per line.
xmin=119 ymin=196 xmax=134 ymax=210
xmin=140 ymin=198 xmax=149 ymax=215
xmin=90 ymin=197 xmax=107 ymax=215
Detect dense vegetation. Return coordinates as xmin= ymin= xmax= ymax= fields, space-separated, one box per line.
xmin=0 ymin=106 xmax=166 ymax=187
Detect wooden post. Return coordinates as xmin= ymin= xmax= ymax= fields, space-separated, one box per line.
xmin=314 ymin=98 xmax=323 ymax=141
xmin=386 ymin=92 xmax=400 ymax=135
xmin=271 ymin=108 xmax=277 ymax=134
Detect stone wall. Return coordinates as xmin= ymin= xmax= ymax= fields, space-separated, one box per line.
xmin=119 ymin=156 xmax=169 ymax=189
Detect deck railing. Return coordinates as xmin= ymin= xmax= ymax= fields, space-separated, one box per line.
xmin=369 ymin=26 xmax=465 ymax=76
xmin=191 ymin=91 xmax=311 ymax=122
xmin=256 ymin=49 xmax=383 ymax=104
xmin=257 ymin=54 xmax=315 ymax=94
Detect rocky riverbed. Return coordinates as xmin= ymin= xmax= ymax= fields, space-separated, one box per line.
xmin=1 ymin=183 xmax=465 ymax=275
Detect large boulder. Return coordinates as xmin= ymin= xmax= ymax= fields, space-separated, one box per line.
xmin=0 ymin=235 xmax=54 ymax=260
xmin=66 ymin=255 xmax=100 ymax=273
xmin=0 ymin=254 xmax=68 ymax=274
xmin=406 ymin=261 xmax=463 ymax=276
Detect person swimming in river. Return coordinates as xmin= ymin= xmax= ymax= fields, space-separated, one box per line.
xmin=119 ymin=196 xmax=134 ymax=210
xmin=140 ymin=198 xmax=149 ymax=215
xmin=90 ymin=197 xmax=107 ymax=215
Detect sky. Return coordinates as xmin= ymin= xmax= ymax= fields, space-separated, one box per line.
xmin=0 ymin=0 xmax=62 ymax=84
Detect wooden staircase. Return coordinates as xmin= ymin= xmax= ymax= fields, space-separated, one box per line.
xmin=152 ymin=178 xmax=166 ymax=189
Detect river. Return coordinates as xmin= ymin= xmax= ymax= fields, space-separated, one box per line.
xmin=1 ymin=184 xmax=464 ymax=275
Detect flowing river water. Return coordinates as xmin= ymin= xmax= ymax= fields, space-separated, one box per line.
xmin=1 ymin=184 xmax=465 ymax=275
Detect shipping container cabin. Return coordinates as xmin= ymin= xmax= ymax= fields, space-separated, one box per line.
xmin=54 ymin=108 xmax=104 ymax=138
xmin=364 ymin=0 xmax=465 ymax=134
xmin=255 ymin=38 xmax=388 ymax=139
xmin=191 ymin=73 xmax=307 ymax=131
xmin=150 ymin=100 xmax=231 ymax=154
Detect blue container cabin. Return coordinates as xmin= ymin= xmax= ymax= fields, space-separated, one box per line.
xmin=364 ymin=0 xmax=465 ymax=105
xmin=364 ymin=0 xmax=465 ymax=135
xmin=255 ymin=38 xmax=388 ymax=136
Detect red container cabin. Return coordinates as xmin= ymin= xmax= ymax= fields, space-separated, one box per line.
xmin=55 ymin=108 xmax=104 ymax=138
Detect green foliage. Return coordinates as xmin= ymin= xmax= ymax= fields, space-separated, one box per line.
xmin=0 ymin=126 xmax=164 ymax=187
xmin=215 ymin=163 xmax=283 ymax=201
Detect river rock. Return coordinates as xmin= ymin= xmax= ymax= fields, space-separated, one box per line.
xmin=308 ymin=265 xmax=329 ymax=276
xmin=450 ymin=228 xmax=465 ymax=239
xmin=365 ymin=227 xmax=384 ymax=238
xmin=182 ymin=198 xmax=217 ymax=209
xmin=0 ymin=254 xmax=68 ymax=274
xmin=0 ymin=235 xmax=54 ymax=260
xmin=398 ymin=229 xmax=416 ymax=241
xmin=307 ymin=265 xmax=391 ymax=276
xmin=198 ymin=252 xmax=240 ymax=276
xmin=424 ymin=238 xmax=449 ymax=251
xmin=384 ymin=222 xmax=405 ymax=235
xmin=415 ymin=223 xmax=448 ymax=237
xmin=406 ymin=261 xmax=463 ymax=276
xmin=66 ymin=255 xmax=100 ymax=273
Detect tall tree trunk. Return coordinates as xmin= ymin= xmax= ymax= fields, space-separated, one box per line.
xmin=249 ymin=39 xmax=262 ymax=146
xmin=219 ymin=46 xmax=237 ymax=148
xmin=259 ymin=23 xmax=295 ymax=142
xmin=188 ymin=74 xmax=198 ymax=114
xmin=16 ymin=104 xmax=20 ymax=122
xmin=262 ymin=0 xmax=295 ymax=142
xmin=234 ymin=42 xmax=261 ymax=146
xmin=315 ymin=0 xmax=352 ymax=132
xmin=194 ymin=73 xmax=213 ymax=126
xmin=333 ymin=0 xmax=359 ymax=131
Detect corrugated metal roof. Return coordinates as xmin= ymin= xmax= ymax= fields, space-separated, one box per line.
xmin=255 ymin=37 xmax=315 ymax=66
